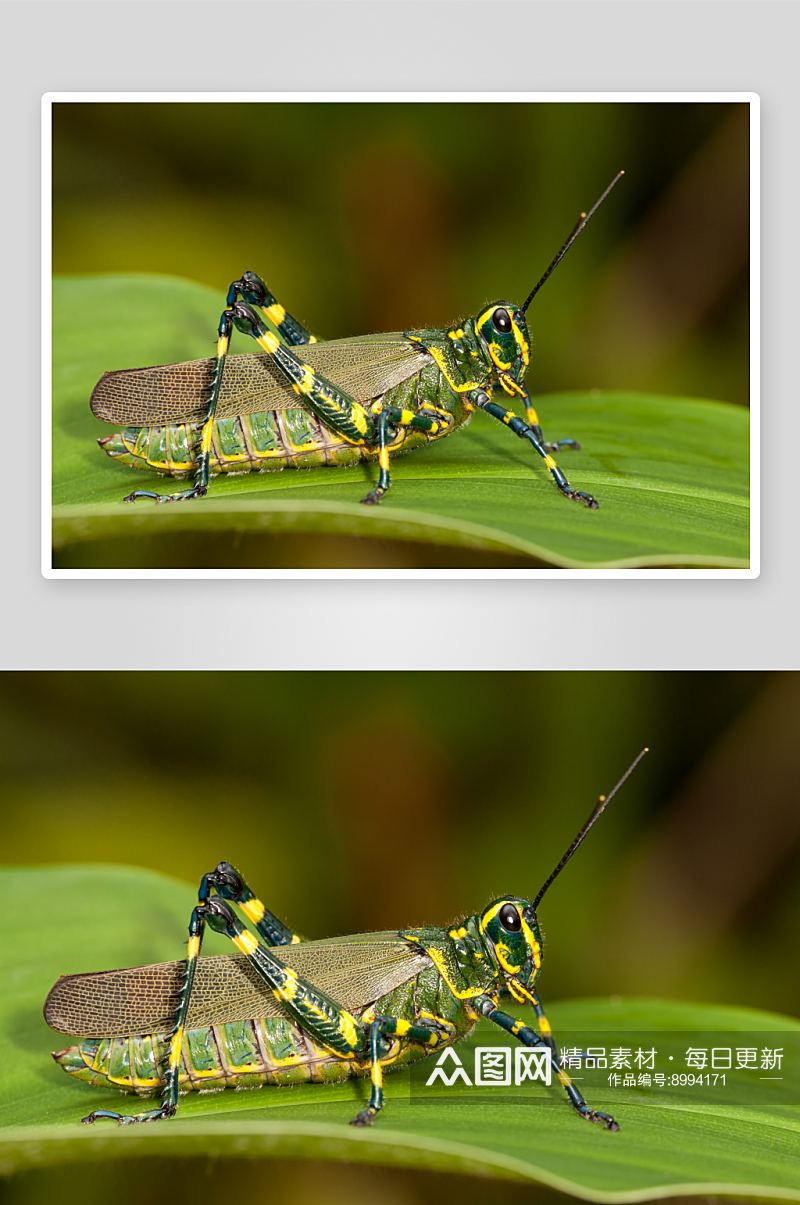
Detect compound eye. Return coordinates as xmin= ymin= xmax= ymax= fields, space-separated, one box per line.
xmin=499 ymin=903 xmax=521 ymax=932
xmin=492 ymin=307 xmax=512 ymax=334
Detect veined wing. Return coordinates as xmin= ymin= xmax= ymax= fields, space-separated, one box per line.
xmin=90 ymin=335 xmax=432 ymax=426
xmin=44 ymin=932 xmax=432 ymax=1038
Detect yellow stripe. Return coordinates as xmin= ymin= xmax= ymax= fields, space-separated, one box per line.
xmin=416 ymin=944 xmax=487 ymax=1001
xmin=240 ymin=898 xmax=266 ymax=924
xmin=187 ymin=935 xmax=201 ymax=959
xmin=265 ymin=303 xmax=286 ymax=325
xmin=426 ymin=346 xmax=481 ymax=393
xmin=489 ymin=341 xmax=512 ymax=371
xmin=273 ymin=968 xmax=299 ymax=1002
xmin=511 ymin=315 xmax=530 ymax=364
xmin=234 ymin=930 xmax=259 ymax=956
xmin=169 ymin=1026 xmax=183 ymax=1069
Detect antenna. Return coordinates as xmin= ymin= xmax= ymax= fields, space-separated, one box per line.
xmin=530 ymin=747 xmax=648 ymax=913
xmin=521 ymin=170 xmax=625 ymax=315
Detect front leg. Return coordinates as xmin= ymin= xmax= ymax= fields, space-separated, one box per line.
xmin=472 ymin=391 xmax=598 ymax=508
xmin=479 ymin=998 xmax=619 ymax=1131
xmin=498 ymin=374 xmax=582 ymax=454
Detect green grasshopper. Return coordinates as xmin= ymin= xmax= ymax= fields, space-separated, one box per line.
xmin=92 ymin=173 xmax=624 ymax=510
xmin=45 ymin=750 xmax=646 ymax=1131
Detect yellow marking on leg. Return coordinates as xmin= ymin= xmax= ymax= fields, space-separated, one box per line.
xmin=217 ymin=333 xmax=230 ymax=356
xmin=257 ymin=330 xmax=281 ymax=355
xmin=543 ymin=454 xmax=556 ymax=470
xmin=526 ymin=405 xmax=540 ymax=425
xmin=337 ymin=1012 xmax=359 ymax=1048
xmin=187 ymin=935 xmax=201 ymax=959
xmin=234 ymin=930 xmax=259 ymax=957
xmin=291 ymin=934 xmax=301 ymax=944
xmin=416 ymin=1011 xmax=457 ymax=1046
xmin=371 ymin=1057 xmax=383 ymax=1090
xmin=379 ymin=444 xmax=389 ymax=472
xmin=200 ymin=419 xmax=214 ymax=456
xmin=169 ymin=1026 xmax=184 ymax=1070
xmin=400 ymin=409 xmax=415 ymax=425
xmin=538 ymin=1015 xmax=552 ymax=1036
xmin=265 ymin=303 xmax=286 ymax=325
xmin=351 ymin=405 xmax=369 ymax=435
xmin=393 ymin=1018 xmax=412 ymax=1037
xmin=273 ymin=968 xmax=299 ymax=1002
xmin=240 ymin=898 xmax=266 ymax=925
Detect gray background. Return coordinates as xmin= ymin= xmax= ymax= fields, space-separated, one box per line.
xmin=5 ymin=1 xmax=796 ymax=669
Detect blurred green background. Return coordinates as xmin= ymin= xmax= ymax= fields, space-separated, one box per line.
xmin=52 ymin=101 xmax=750 ymax=406
xmin=3 ymin=669 xmax=794 ymax=1204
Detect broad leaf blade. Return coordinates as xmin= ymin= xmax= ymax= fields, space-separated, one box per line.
xmin=2 ymin=865 xmax=797 ymax=1200
xmin=52 ymin=275 xmax=750 ymax=569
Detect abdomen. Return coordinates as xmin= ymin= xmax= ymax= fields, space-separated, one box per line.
xmin=55 ymin=1017 xmax=367 ymax=1096
xmin=98 ymin=409 xmax=367 ymax=478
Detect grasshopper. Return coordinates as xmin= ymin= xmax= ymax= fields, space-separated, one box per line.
xmin=45 ymin=750 xmax=646 ymax=1130
xmin=91 ymin=173 xmax=623 ymax=510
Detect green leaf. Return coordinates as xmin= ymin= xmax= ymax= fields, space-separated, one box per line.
xmin=52 ymin=275 xmax=750 ymax=569
xmin=3 ymin=865 xmax=797 ymax=1200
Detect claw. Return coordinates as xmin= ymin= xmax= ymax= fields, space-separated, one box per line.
xmin=123 ymin=487 xmax=207 ymax=504
xmin=82 ymin=1106 xmax=175 ymax=1125
xmin=360 ymin=489 xmax=386 ymax=506
xmin=581 ymin=1108 xmax=619 ymax=1131
xmin=561 ymin=487 xmax=599 ymax=509
xmin=349 ymin=1109 xmax=377 ymax=1127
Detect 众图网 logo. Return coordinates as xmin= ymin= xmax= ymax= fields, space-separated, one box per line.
xmin=424 ymin=1046 xmax=552 ymax=1088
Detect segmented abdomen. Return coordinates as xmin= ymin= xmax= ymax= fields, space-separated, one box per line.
xmin=98 ymin=408 xmax=369 ymax=477
xmin=55 ymin=1017 xmax=367 ymax=1096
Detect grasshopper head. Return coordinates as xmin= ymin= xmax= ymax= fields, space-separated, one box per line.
xmin=478 ymin=897 xmax=542 ymax=987
xmin=474 ymin=303 xmax=530 ymax=384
